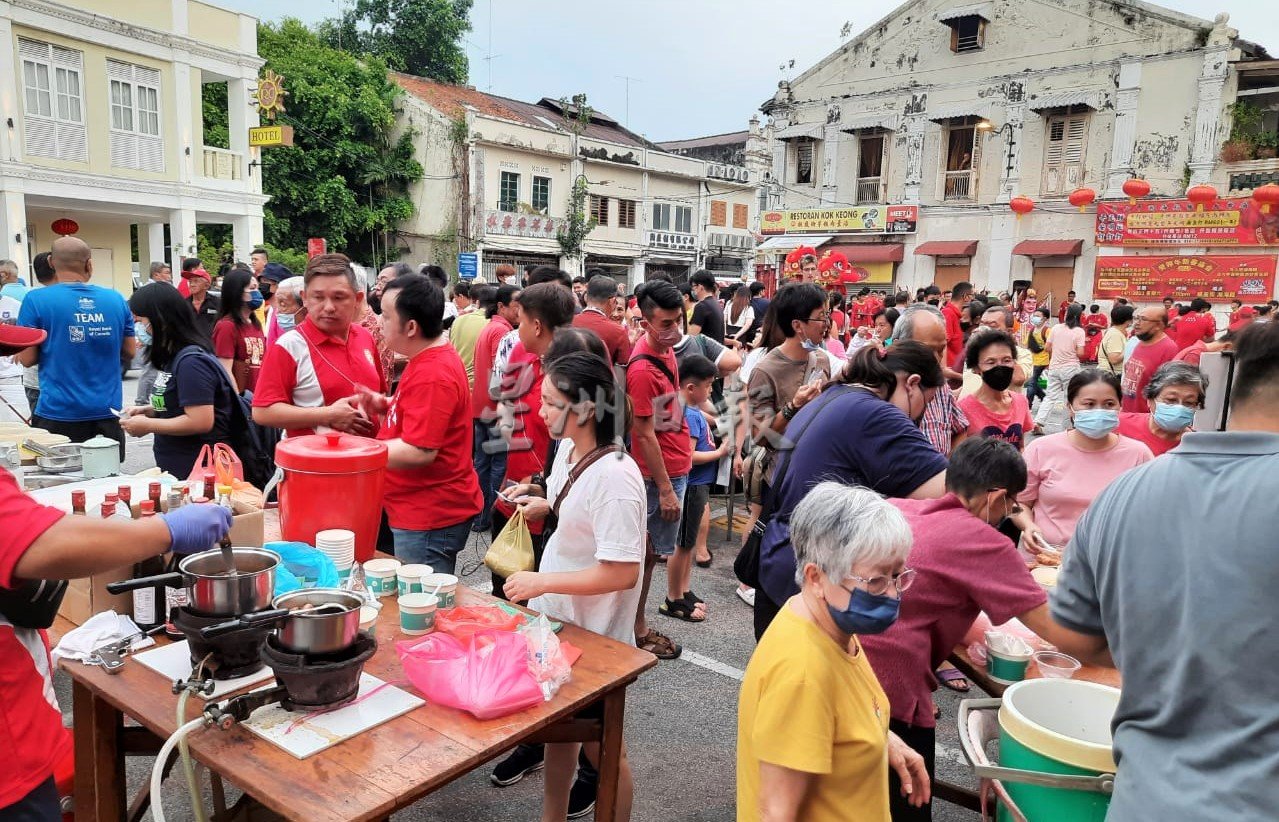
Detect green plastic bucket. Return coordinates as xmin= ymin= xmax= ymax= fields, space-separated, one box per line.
xmin=997 ymin=679 xmax=1119 ymax=822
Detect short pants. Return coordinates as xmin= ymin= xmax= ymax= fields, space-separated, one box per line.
xmin=644 ymin=475 xmax=688 ymax=556
xmin=678 ymin=483 xmax=711 ymax=550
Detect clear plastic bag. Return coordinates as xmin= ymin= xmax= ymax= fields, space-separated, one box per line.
xmin=396 ymin=630 xmax=544 ymax=719
xmin=519 ymin=614 xmax=572 ymax=700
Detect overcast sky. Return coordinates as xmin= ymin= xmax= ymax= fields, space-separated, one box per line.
xmin=218 ymin=0 xmax=1276 ymax=142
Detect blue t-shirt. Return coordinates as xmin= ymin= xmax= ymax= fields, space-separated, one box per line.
xmin=1 ymin=283 xmax=29 ymax=303
xmin=150 ymin=347 xmax=234 ymax=478
xmin=759 ymin=384 xmax=949 ymax=604
xmin=684 ymin=405 xmax=717 ymax=486
xmin=18 ymin=283 xmax=134 ymax=421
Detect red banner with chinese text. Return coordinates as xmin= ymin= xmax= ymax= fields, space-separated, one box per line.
xmin=1092 ymin=255 xmax=1276 ymax=302
xmin=1096 ymin=199 xmax=1279 ymax=247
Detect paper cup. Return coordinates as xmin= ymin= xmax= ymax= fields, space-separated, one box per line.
xmin=358 ymin=605 xmax=379 ymax=632
xmin=396 ymin=563 xmax=433 ymax=597
xmin=363 ymin=558 xmax=401 ymax=598
xmin=986 ymin=631 xmax=1034 ymax=684
xmin=420 ymin=573 xmax=459 ymax=609
xmin=398 ymin=593 xmax=438 ymax=635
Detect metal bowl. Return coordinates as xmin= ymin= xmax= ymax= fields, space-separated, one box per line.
xmin=271 ymin=588 xmax=364 ymax=654
xmin=181 ymin=547 xmax=281 ymax=615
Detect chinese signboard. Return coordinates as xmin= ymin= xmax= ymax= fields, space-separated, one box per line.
xmin=248 ymin=125 xmax=294 ymax=147
xmin=306 ymin=238 xmax=326 ymax=259
xmin=1096 ymin=199 xmax=1279 ymax=247
xmin=760 ymin=205 xmax=918 ymax=235
xmin=483 ymin=210 xmax=559 ymax=239
xmin=1093 ymin=255 xmax=1276 ymax=302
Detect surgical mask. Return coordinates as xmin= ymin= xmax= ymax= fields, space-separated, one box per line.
xmin=1030 ymin=315 xmax=1044 ymax=327
xmin=248 ymin=289 xmax=264 ymax=310
xmin=1072 ymin=408 xmax=1119 ymax=439
xmin=136 ymin=323 xmax=152 ymax=346
xmin=276 ymin=310 xmax=299 ymax=331
xmin=827 ymin=586 xmax=901 ymax=635
xmin=980 ymin=365 xmax=1015 ymax=392
xmin=653 ymin=326 xmax=682 ymax=348
xmin=801 ymin=339 xmax=825 ymax=352
xmin=1152 ymin=402 xmax=1196 ymax=432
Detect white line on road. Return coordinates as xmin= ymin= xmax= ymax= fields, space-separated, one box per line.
xmin=679 ymin=649 xmax=746 ymax=682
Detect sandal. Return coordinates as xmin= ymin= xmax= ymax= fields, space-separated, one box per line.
xmin=938 ymin=664 xmax=970 ymax=693
xmin=636 ymin=628 xmax=682 ymax=659
xmin=696 ymin=550 xmax=713 ymax=568
xmin=683 ymin=590 xmax=704 ymax=605
xmin=659 ymin=596 xmax=706 ymax=623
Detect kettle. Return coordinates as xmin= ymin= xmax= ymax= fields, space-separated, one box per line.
xmin=80 ymin=435 xmax=121 ymax=479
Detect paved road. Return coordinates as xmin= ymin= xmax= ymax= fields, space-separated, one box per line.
xmin=47 ymin=375 xmax=986 ymax=821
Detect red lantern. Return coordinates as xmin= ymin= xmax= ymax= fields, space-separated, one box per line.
xmin=1185 ymin=184 xmax=1218 ymax=212
xmin=1252 ymin=183 xmax=1279 ymax=215
xmin=1009 ymin=196 xmax=1035 ymax=218
xmin=1121 ymin=178 xmax=1150 ymax=205
xmin=51 ymin=218 xmax=79 ymax=236
xmin=1068 ymin=187 xmax=1097 ymax=213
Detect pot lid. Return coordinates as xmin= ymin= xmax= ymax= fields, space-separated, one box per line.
xmin=275 ymin=431 xmax=387 ymax=472
xmin=82 ymin=435 xmax=119 ymax=449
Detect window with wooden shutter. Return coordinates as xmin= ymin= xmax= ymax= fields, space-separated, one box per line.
xmin=732 ymin=203 xmax=748 ymax=229
xmin=1042 ymin=114 xmax=1088 ymax=196
xmin=590 ymin=195 xmax=609 ymax=225
xmin=618 ymin=199 xmax=636 ymax=229
xmin=18 ymin=38 xmax=86 ymax=162
xmin=795 ymin=140 xmax=815 ymax=185
xmin=710 ymin=200 xmax=727 ymax=227
xmin=107 ymin=59 xmax=165 ymax=173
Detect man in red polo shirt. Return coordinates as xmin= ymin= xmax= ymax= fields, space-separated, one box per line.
xmin=471 ymin=283 xmax=521 ymax=532
xmin=1169 ymin=298 xmax=1217 ymax=350
xmin=253 ymin=253 xmax=383 ymax=438
xmin=572 ymin=272 xmax=631 ymax=367
xmin=357 ymin=275 xmax=480 ymax=573
xmin=941 ymin=281 xmax=973 ymax=371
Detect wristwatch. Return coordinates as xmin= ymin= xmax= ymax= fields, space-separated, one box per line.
xmin=781 ymin=402 xmax=798 ymax=421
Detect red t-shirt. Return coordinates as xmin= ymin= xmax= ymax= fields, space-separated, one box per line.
xmin=1174 ymin=340 xmax=1208 ymax=367
xmin=252 ymin=318 xmax=386 ymax=438
xmin=470 ymin=315 xmax=512 ymax=420
xmin=941 ymin=301 xmax=964 ymax=367
xmin=1058 ymin=300 xmax=1073 ymax=324
xmin=861 ymin=494 xmax=1046 ymax=728
xmin=572 ymin=308 xmax=632 ymax=367
xmin=1169 ymin=311 xmax=1216 ymax=350
xmin=958 ymin=392 xmax=1035 ymax=452
xmin=1081 ymin=314 xmax=1108 ymax=363
xmin=0 ymin=472 xmax=72 ymax=807
xmin=1121 ymin=336 xmax=1180 ymax=413
xmin=499 ymin=343 xmax=550 ymax=484
xmin=1118 ymin=412 xmax=1180 ymax=457
xmin=626 ymin=335 xmax=691 ymax=479
xmin=211 ymin=318 xmax=267 ymax=393
xmin=379 ymin=345 xmax=482 ymax=530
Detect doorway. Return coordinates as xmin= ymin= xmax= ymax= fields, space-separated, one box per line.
xmin=933 ymin=259 xmax=973 ymax=292
xmin=1031 ymin=265 xmax=1076 ymax=307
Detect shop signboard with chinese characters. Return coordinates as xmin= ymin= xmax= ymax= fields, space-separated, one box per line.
xmin=1096 ymin=199 xmax=1279 ymax=246
xmin=483 ymin=210 xmax=559 ymax=239
xmin=760 ymin=205 xmax=918 ymax=235
xmin=1092 ymin=255 xmax=1276 ymax=302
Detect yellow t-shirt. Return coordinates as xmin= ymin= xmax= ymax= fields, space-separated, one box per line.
xmin=737 ymin=599 xmax=891 ymax=822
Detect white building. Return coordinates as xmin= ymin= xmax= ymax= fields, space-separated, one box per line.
xmin=0 ymin=0 xmax=267 ymax=292
xmin=758 ymin=0 xmax=1271 ymax=302
xmin=392 ymin=74 xmax=760 ymax=288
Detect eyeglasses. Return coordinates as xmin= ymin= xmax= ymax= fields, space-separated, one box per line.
xmin=840 ymin=568 xmax=916 ymax=597
xmin=801 ymin=315 xmax=830 ymax=325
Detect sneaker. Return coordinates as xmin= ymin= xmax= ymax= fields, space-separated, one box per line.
xmin=736 ymin=586 xmax=756 ymax=607
xmin=567 ymin=777 xmax=597 ymax=819
xmin=490 ymin=744 xmax=545 ymax=786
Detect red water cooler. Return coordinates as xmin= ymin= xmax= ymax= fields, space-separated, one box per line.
xmin=273 ymin=432 xmax=388 ymax=561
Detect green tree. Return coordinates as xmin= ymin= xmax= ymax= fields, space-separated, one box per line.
xmin=319 ymin=0 xmax=472 ymax=84
xmin=254 ymin=18 xmax=423 ymax=263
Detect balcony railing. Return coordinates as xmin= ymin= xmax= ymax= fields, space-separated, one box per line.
xmin=1224 ymin=157 xmax=1279 ymax=195
xmin=856 ymin=177 xmax=882 ymax=204
xmin=201 ymin=147 xmax=242 ymax=181
xmin=943 ymin=170 xmax=975 ymax=201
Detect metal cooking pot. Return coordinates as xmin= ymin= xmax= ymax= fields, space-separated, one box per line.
xmin=200 ymin=588 xmax=364 ymax=654
xmin=106 ymin=547 xmax=279 ymax=616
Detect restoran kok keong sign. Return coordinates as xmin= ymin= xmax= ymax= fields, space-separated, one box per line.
xmin=760 ymin=205 xmax=918 ymax=235
xmin=1096 ymin=199 xmax=1279 ymax=246
xmin=1093 ymin=255 xmax=1276 ymax=302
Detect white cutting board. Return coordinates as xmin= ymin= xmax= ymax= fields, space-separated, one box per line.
xmin=240 ymin=673 xmax=423 ymax=759
xmin=134 ymin=640 xmax=275 ymax=700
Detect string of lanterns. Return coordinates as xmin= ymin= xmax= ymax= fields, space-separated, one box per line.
xmin=1000 ymin=178 xmax=1279 ymax=217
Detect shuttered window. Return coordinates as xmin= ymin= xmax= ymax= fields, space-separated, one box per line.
xmin=733 ymin=203 xmax=749 ymax=229
xmin=1042 ymin=114 xmax=1087 ymax=196
xmin=107 ymin=59 xmax=165 ymax=173
xmin=18 ymin=38 xmax=86 ymax=162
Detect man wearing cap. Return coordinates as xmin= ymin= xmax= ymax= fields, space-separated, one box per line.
xmin=183 ymin=261 xmax=220 ymax=336
xmin=16 ymin=237 xmax=135 ymax=457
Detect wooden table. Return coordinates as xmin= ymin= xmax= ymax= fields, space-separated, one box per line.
xmin=62 ymin=585 xmax=656 ymax=821
xmin=948 ymin=644 xmax=1122 ymax=698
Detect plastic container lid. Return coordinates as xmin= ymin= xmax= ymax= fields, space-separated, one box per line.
xmin=274 ymin=431 xmax=388 ymax=472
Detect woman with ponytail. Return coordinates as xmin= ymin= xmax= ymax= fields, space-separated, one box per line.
xmin=753 ymin=341 xmax=950 ymax=637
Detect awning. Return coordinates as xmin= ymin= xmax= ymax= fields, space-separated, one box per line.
xmin=841 ymin=113 xmax=901 ymax=133
xmin=914 ymin=240 xmax=978 ymax=256
xmin=822 ymin=243 xmax=905 ymax=263
xmin=927 ymin=103 xmax=991 ymax=123
xmin=1013 ymin=239 xmax=1083 ymax=256
xmin=757 ymin=234 xmax=833 ymax=252
xmin=937 ymin=3 xmax=991 ymax=23
xmin=776 ymin=122 xmax=825 ymax=141
xmin=1028 ymin=90 xmax=1102 ymax=112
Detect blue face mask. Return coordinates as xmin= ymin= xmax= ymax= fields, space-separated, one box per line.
xmin=136 ymin=323 xmax=152 ymax=346
xmin=1030 ymin=315 xmax=1044 ymax=327
xmin=248 ymin=289 xmax=264 ymax=310
xmin=1072 ymin=408 xmax=1119 ymax=439
xmin=276 ymin=310 xmax=299 ymax=331
xmin=1152 ymin=402 xmax=1196 ymax=432
xmin=827 ymin=585 xmax=901 ymax=636
xmin=801 ymin=339 xmax=825 ymax=352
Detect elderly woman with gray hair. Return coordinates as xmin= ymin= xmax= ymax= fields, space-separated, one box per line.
xmin=738 ymin=482 xmax=930 ymax=821
xmin=1117 ymin=360 xmax=1208 ymax=456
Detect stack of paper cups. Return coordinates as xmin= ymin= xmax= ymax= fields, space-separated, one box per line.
xmin=315 ymin=529 xmax=356 ymax=577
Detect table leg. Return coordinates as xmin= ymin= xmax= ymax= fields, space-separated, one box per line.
xmin=72 ymin=679 xmax=126 ymax=822
xmin=593 ymin=687 xmax=626 ymax=822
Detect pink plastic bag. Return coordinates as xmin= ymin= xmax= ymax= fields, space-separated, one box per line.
xmin=396 ymin=630 xmax=544 ymax=720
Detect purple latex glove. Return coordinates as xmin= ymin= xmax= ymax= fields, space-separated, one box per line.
xmin=160 ymin=504 xmax=233 ymax=554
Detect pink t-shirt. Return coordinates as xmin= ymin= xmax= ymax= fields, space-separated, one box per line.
xmin=958 ymin=392 xmax=1035 ymax=451
xmin=1048 ymin=324 xmax=1086 ymax=369
xmin=1019 ymin=431 xmax=1153 ymax=548
xmin=1121 ymin=336 xmax=1180 ymax=413
xmin=861 ymin=495 xmax=1047 ymax=728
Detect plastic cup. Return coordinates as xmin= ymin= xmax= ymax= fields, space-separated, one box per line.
xmin=398 ymin=593 xmax=439 ymax=635
xmin=1034 ymin=650 xmax=1082 ymax=679
xmin=358 ymin=605 xmax=379 ymax=632
xmin=362 ymin=558 xmax=401 ymax=598
xmin=397 ymin=564 xmax=433 ymax=597
xmin=420 ymin=573 xmax=459 ymax=609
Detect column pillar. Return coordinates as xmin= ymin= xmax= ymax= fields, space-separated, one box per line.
xmin=1188 ymin=17 xmax=1236 ymax=185
xmin=228 ymin=77 xmax=257 ymax=189
xmin=902 ymin=116 xmax=927 ymax=204
xmin=231 ymin=215 xmax=262 ymax=263
xmin=996 ymin=84 xmax=1027 ymax=204
xmin=1104 ymin=62 xmax=1143 ymax=198
xmin=0 ymin=16 xmax=18 ymax=163
xmin=139 ymin=222 xmax=167 ymax=268
xmin=169 ymin=208 xmax=198 ymax=263
xmin=0 ymin=189 xmax=29 ymax=274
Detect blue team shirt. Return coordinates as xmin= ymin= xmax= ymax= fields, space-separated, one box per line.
xmin=759 ymin=384 xmax=948 ymax=604
xmin=17 ymin=282 xmax=134 ymax=421
xmin=684 ymin=405 xmax=717 ymax=486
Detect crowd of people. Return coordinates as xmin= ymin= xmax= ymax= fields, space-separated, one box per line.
xmin=2 ymin=239 xmax=1276 ymax=821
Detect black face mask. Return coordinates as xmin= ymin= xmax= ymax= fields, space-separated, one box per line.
xmin=926 ymin=298 xmax=940 ymax=306
xmin=980 ymin=365 xmax=1015 ymax=392
xmin=367 ymin=292 xmax=382 ymax=314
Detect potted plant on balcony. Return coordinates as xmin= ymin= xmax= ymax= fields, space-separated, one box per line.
xmin=1255 ymin=132 xmax=1279 ymax=160
xmin=1221 ymin=138 xmax=1255 ymax=163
